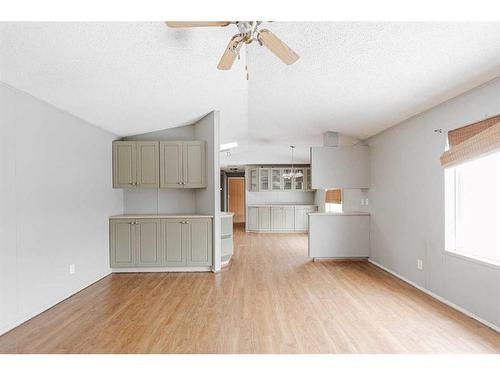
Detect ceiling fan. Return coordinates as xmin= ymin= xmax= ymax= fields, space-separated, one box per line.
xmin=165 ymin=21 xmax=300 ymax=70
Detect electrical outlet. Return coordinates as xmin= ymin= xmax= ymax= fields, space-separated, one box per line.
xmin=417 ymin=259 xmax=423 ymax=270
xmin=365 ymin=198 xmax=369 ymax=205
xmin=360 ymin=199 xmax=365 ymax=206
xmin=69 ymin=264 xmax=75 ymax=275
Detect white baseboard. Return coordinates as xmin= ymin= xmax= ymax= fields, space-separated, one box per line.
xmin=368 ymin=259 xmax=500 ymax=333
xmin=0 ymin=271 xmax=111 ymax=337
xmin=112 ymin=267 xmax=211 ymax=273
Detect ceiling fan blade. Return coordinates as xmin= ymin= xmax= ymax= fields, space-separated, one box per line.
xmin=165 ymin=21 xmax=232 ymax=28
xmin=217 ymin=35 xmax=244 ymax=70
xmin=258 ymin=29 xmax=299 ymax=65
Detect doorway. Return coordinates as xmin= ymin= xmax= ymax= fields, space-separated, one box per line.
xmin=228 ymin=177 xmax=245 ymax=223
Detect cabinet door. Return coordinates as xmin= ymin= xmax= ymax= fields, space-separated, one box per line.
xmin=186 ymin=219 xmax=212 ymax=266
xmin=249 ymin=168 xmax=259 ymax=192
xmin=258 ymin=207 xmax=271 ymax=231
xmin=113 ymin=142 xmax=136 ymax=188
xmin=293 ymin=168 xmax=305 ymax=190
xmin=271 ymin=168 xmax=282 ymax=191
xmin=259 ymin=168 xmax=271 ymax=191
xmin=136 ymin=142 xmax=159 ymax=188
xmin=135 ymin=219 xmax=162 ymax=266
xmin=271 ymin=207 xmax=283 ymax=231
xmin=163 ymin=219 xmax=186 ymax=266
xmin=306 ymin=168 xmax=312 ymax=191
xmin=294 ymin=206 xmax=316 ymax=231
xmin=110 ymin=219 xmax=135 ymax=267
xmin=248 ymin=207 xmax=259 ymax=231
xmin=183 ymin=141 xmax=206 ymax=188
xmin=283 ymin=207 xmax=295 ymax=231
xmin=160 ymin=141 xmax=183 ymax=188
xmin=283 ymin=169 xmax=293 ymax=190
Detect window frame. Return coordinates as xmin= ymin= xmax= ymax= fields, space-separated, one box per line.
xmin=444 ymin=158 xmax=500 ymax=270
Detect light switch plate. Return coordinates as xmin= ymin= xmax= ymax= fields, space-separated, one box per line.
xmin=69 ymin=264 xmax=75 ymax=275
xmin=417 ymin=259 xmax=423 ymax=270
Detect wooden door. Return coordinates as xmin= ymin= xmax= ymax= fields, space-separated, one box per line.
xmin=228 ymin=177 xmax=245 ymax=223
xmin=136 ymin=142 xmax=159 ymax=188
xmin=110 ymin=219 xmax=135 ymax=267
xmin=186 ymin=219 xmax=212 ymax=266
xmin=163 ymin=219 xmax=186 ymax=266
xmin=183 ymin=141 xmax=206 ymax=188
xmin=113 ymin=141 xmax=136 ymax=188
xmin=160 ymin=141 xmax=183 ymax=188
xmin=135 ymin=219 xmax=162 ymax=266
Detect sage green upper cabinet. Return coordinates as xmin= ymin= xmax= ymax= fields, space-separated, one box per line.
xmin=135 ymin=219 xmax=162 ymax=266
xmin=113 ymin=142 xmax=136 ymax=188
xmin=271 ymin=168 xmax=282 ymax=190
xmin=160 ymin=141 xmax=206 ymax=189
xmin=259 ymin=168 xmax=271 ymax=191
xmin=110 ymin=219 xmax=135 ymax=267
xmin=183 ymin=141 xmax=206 ymax=188
xmin=293 ymin=168 xmax=305 ymax=190
xmin=160 ymin=141 xmax=183 ymax=188
xmin=136 ymin=142 xmax=160 ymax=188
xmin=113 ymin=141 xmax=159 ymax=188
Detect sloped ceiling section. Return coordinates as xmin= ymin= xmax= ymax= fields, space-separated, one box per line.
xmin=1 ymin=22 xmax=500 ymax=165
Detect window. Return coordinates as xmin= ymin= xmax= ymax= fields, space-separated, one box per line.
xmin=325 ymin=189 xmax=343 ymax=213
xmin=446 ymin=151 xmax=500 ymax=265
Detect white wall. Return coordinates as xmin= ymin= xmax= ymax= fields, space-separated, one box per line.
xmin=368 ymin=77 xmax=500 ymax=330
xmin=194 ymin=112 xmax=221 ymax=271
xmin=0 ymin=83 xmax=123 ymax=335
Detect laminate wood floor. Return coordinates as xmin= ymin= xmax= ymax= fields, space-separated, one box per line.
xmin=1 ymin=224 xmax=499 ymax=353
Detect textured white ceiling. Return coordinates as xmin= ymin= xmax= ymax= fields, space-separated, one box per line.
xmin=2 ymin=22 xmax=500 ymax=165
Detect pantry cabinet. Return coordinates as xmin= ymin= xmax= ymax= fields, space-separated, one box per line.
xmin=160 ymin=141 xmax=206 ymax=188
xmin=110 ymin=216 xmax=212 ymax=269
xmin=113 ymin=141 xmax=159 ymax=188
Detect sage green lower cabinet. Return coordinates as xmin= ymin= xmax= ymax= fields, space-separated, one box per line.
xmin=135 ymin=219 xmax=162 ymax=266
xmin=163 ymin=219 xmax=186 ymax=266
xmin=186 ymin=219 xmax=212 ymax=266
xmin=110 ymin=217 xmax=212 ymax=269
xmin=110 ymin=219 xmax=135 ymax=267
xmin=247 ymin=205 xmax=317 ymax=233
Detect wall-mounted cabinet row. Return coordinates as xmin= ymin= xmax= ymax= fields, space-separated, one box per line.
xmin=110 ymin=218 xmax=212 ymax=268
xmin=248 ymin=167 xmax=313 ymax=192
xmin=247 ymin=205 xmax=317 ymax=232
xmin=113 ymin=140 xmax=206 ymax=189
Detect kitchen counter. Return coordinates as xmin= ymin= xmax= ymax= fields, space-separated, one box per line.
xmin=309 ymin=211 xmax=370 ymax=216
xmin=110 ymin=213 xmax=214 ymax=219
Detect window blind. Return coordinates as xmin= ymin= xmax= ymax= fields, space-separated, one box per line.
xmin=325 ymin=189 xmax=342 ymax=204
xmin=440 ymin=115 xmax=500 ymax=168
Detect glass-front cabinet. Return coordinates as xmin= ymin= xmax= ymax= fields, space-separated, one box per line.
xmin=247 ymin=166 xmax=313 ymax=192
xmin=259 ymin=168 xmax=270 ymax=191
xmin=249 ymin=168 xmax=259 ymax=192
xmin=306 ymin=168 xmax=312 ymax=190
xmin=271 ymin=168 xmax=282 ymax=190
xmin=282 ymin=168 xmax=293 ymax=190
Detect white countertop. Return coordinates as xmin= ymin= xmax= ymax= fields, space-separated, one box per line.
xmin=248 ymin=204 xmax=317 ymax=207
xmin=220 ymin=212 xmax=235 ymax=217
xmin=308 ymin=211 xmax=370 ymax=216
xmin=110 ymin=214 xmax=213 ymax=219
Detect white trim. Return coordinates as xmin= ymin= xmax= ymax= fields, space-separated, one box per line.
xmin=0 ymin=272 xmax=111 ymax=337
xmin=444 ymin=250 xmax=500 ymax=271
xmin=314 ymin=257 xmax=368 ymax=262
xmin=368 ymin=259 xmax=500 ymax=333
xmin=112 ymin=267 xmax=211 ymax=273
